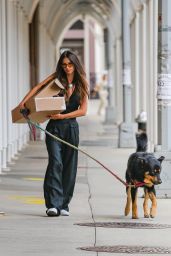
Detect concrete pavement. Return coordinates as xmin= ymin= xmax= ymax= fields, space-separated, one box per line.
xmin=1 ymin=99 xmax=171 ymax=256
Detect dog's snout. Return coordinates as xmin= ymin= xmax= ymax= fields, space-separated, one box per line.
xmin=154 ymin=178 xmax=162 ymax=185
xmin=158 ymin=179 xmax=162 ymax=184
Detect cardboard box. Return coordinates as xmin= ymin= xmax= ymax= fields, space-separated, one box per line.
xmin=12 ymin=78 xmax=66 ymax=123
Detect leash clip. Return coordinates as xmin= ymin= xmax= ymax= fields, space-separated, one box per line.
xmin=20 ymin=108 xmax=30 ymax=117
xmin=20 ymin=108 xmax=36 ymax=141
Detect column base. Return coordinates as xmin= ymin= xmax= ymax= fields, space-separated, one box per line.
xmin=1 ymin=147 xmax=7 ymax=169
xmin=154 ymin=151 xmax=171 ymax=198
xmin=7 ymin=143 xmax=13 ymax=163
xmin=2 ymin=167 xmax=11 ymax=172
xmin=119 ymin=122 xmax=137 ymax=148
xmin=105 ymin=106 xmax=117 ymax=124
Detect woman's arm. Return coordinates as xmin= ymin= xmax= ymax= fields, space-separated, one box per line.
xmin=48 ymin=95 xmax=88 ymax=120
xmin=18 ymin=72 xmax=56 ymax=109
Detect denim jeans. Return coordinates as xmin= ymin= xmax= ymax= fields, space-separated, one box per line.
xmin=44 ymin=119 xmax=79 ymax=211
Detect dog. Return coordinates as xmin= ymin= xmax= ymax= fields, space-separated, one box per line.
xmin=125 ymin=152 xmax=165 ymax=219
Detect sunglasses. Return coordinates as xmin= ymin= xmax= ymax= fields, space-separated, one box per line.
xmin=62 ymin=62 xmax=74 ymax=69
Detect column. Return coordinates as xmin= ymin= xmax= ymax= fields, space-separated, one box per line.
xmin=119 ymin=0 xmax=137 ymax=148
xmin=17 ymin=5 xmax=30 ymax=150
xmin=134 ymin=11 xmax=141 ymax=115
xmin=84 ymin=17 xmax=90 ymax=85
xmin=1 ymin=0 xmax=8 ymax=169
xmin=0 ymin=0 xmax=2 ymax=173
xmin=157 ymin=0 xmax=171 ymax=150
xmin=115 ymin=37 xmax=123 ymax=123
xmin=13 ymin=1 xmax=20 ymax=155
xmin=142 ymin=2 xmax=147 ymax=110
xmin=148 ymin=0 xmax=158 ymax=151
xmin=7 ymin=0 xmax=16 ymax=162
xmin=105 ymin=27 xmax=117 ymax=124
xmin=156 ymin=0 xmax=171 ymax=197
xmin=39 ymin=23 xmax=46 ymax=80
xmin=94 ymin=23 xmax=105 ymax=85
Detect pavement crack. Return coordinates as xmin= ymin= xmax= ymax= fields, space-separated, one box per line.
xmin=85 ymin=157 xmax=98 ymax=256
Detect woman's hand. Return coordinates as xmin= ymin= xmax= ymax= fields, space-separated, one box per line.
xmin=18 ymin=102 xmax=25 ymax=110
xmin=47 ymin=113 xmax=64 ymax=120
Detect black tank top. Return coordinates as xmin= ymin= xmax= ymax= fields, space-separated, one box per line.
xmin=61 ymin=90 xmax=81 ymax=114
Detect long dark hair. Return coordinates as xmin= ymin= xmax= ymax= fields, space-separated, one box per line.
xmin=56 ymin=50 xmax=89 ymax=101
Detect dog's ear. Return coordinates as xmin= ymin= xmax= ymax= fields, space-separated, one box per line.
xmin=158 ymin=156 xmax=165 ymax=163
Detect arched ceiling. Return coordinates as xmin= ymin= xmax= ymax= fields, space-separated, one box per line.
xmin=18 ymin=0 xmax=121 ymax=42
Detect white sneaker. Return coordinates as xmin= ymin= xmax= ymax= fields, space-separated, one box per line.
xmin=46 ymin=208 xmax=59 ymax=217
xmin=60 ymin=209 xmax=69 ymax=216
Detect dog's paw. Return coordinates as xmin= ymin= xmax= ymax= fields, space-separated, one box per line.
xmin=132 ymin=215 xmax=139 ymax=219
xmin=150 ymin=214 xmax=155 ymax=218
xmin=150 ymin=208 xmax=156 ymax=218
xmin=124 ymin=207 xmax=130 ymax=216
xmin=144 ymin=214 xmax=150 ymax=218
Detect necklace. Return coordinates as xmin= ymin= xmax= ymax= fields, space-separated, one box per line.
xmin=68 ymin=83 xmax=73 ymax=88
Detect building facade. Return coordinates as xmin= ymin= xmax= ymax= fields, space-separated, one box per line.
xmin=0 ymin=0 xmax=170 ymax=177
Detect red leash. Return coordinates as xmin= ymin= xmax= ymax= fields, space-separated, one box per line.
xmin=20 ymin=110 xmax=145 ymax=188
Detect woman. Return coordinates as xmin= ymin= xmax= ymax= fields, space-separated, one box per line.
xmin=19 ymin=50 xmax=89 ymax=216
xmin=93 ymin=72 xmax=108 ymax=115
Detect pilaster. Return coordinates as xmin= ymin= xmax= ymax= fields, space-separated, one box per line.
xmin=119 ymin=0 xmax=137 ymax=148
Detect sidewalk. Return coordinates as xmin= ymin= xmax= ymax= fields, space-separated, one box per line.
xmin=0 ymin=100 xmax=171 ymax=256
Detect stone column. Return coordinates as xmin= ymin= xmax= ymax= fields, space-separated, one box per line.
xmin=0 ymin=0 xmax=2 ymax=173
xmin=142 ymin=2 xmax=147 ymax=110
xmin=157 ymin=0 xmax=171 ymax=150
xmin=148 ymin=0 xmax=158 ymax=151
xmin=105 ymin=28 xmax=117 ymax=124
xmin=7 ymin=0 xmax=16 ymax=162
xmin=18 ymin=6 xmax=25 ymax=151
xmin=1 ymin=0 xmax=8 ymax=169
xmin=84 ymin=17 xmax=90 ymax=85
xmin=13 ymin=1 xmax=20 ymax=155
xmin=156 ymin=0 xmax=171 ymax=197
xmin=119 ymin=0 xmax=137 ymax=148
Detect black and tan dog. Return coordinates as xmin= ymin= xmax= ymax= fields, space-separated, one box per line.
xmin=125 ymin=152 xmax=165 ymax=219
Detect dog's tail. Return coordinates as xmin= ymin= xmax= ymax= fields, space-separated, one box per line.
xmin=136 ymin=132 xmax=148 ymax=152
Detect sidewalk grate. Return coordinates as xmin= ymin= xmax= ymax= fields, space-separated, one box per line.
xmin=79 ymin=245 xmax=171 ymax=254
xmin=76 ymin=222 xmax=171 ymax=229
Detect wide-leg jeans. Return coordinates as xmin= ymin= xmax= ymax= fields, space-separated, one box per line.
xmin=44 ymin=119 xmax=79 ymax=211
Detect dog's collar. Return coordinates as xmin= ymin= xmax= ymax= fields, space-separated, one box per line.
xmin=127 ymin=181 xmax=145 ymax=188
